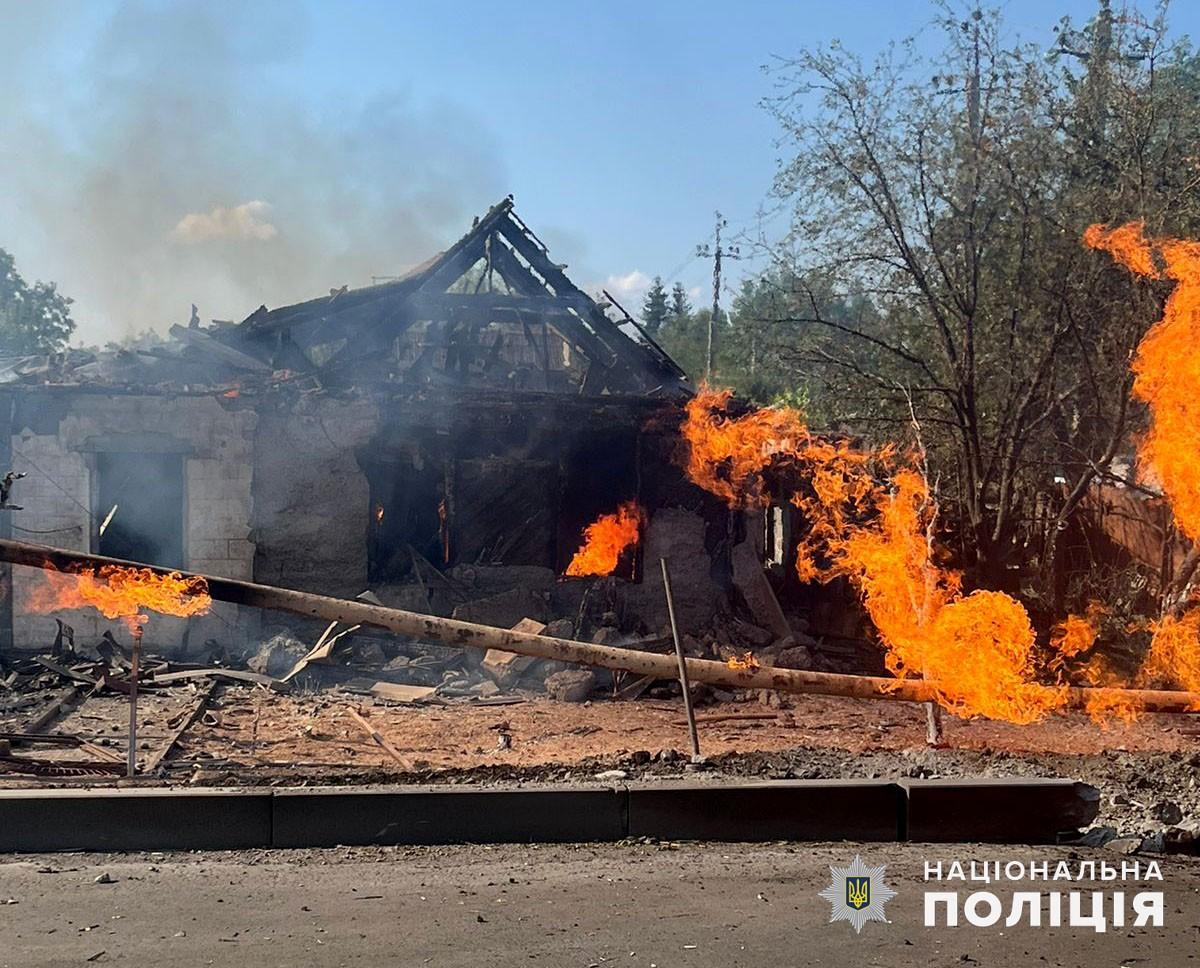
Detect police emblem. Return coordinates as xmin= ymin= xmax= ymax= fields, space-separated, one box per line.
xmin=818 ymin=855 xmax=896 ymax=933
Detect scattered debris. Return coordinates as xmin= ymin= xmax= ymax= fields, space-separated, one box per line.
xmin=544 ymin=670 xmax=596 ymax=703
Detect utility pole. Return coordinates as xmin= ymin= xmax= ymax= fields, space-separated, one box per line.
xmin=696 ymin=212 xmax=739 ymax=383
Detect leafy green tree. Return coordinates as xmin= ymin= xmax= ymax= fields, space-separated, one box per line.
xmin=0 ymin=248 xmax=75 ymax=355
xmin=720 ymin=272 xmax=873 ymax=414
xmin=640 ymin=276 xmax=670 ymax=335
xmin=762 ymin=0 xmax=1200 ymax=594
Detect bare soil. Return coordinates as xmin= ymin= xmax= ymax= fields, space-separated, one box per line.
xmin=6 ymin=687 xmax=1200 ymax=840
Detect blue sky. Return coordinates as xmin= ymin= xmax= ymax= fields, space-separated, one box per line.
xmin=3 ymin=0 xmax=1197 ymax=340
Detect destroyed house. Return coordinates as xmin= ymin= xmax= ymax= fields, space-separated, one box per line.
xmin=0 ymin=197 xmax=746 ymax=655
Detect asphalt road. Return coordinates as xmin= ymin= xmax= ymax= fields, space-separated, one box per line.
xmin=1 ymin=842 xmax=1197 ymax=967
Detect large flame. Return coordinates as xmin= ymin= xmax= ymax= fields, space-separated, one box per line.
xmin=1085 ymin=222 xmax=1200 ymax=702
xmin=565 ymin=501 xmax=644 ymax=577
xmin=26 ymin=565 xmax=212 ymax=630
xmin=1084 ymin=222 xmax=1200 ymax=541
xmin=681 ymin=388 xmax=1064 ymax=723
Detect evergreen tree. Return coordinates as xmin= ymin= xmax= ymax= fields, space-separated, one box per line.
xmin=640 ymin=275 xmax=669 ymax=335
xmin=669 ymin=282 xmax=692 ymax=321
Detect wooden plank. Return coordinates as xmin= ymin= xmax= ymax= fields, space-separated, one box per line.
xmin=24 ymin=685 xmax=85 ymax=734
xmin=283 ymin=621 xmax=342 ymax=682
xmin=347 ymin=709 xmax=408 ymax=768
xmin=143 ymin=679 xmax=219 ymax=773
xmin=150 ymin=668 xmax=291 ymax=693
xmin=614 ymin=673 xmax=657 ymax=701
xmin=368 ymin=682 xmax=438 ymax=703
xmin=482 ymin=618 xmax=545 ymax=685
xmin=33 ymin=657 xmax=99 ymax=686
xmin=79 ymin=741 xmax=124 ymax=764
xmin=670 ymin=712 xmax=781 ymax=726
xmin=0 ymin=731 xmax=80 ymax=746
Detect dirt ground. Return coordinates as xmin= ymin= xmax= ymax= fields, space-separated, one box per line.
xmin=1 ymin=841 xmax=1196 ymax=968
xmin=187 ymin=691 xmax=1197 ymax=770
xmin=168 ymin=691 xmax=1200 ymax=839
xmin=6 ymin=687 xmax=1200 ymax=839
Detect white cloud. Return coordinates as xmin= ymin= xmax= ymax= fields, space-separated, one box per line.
xmin=595 ymin=269 xmax=651 ymax=310
xmin=171 ymin=200 xmax=278 ymax=243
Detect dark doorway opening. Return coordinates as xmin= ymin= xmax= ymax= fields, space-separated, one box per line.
xmin=363 ymin=454 xmax=446 ymax=582
xmin=95 ymin=452 xmax=185 ymax=569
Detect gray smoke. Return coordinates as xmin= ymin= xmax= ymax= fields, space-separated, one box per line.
xmin=0 ymin=0 xmax=506 ymax=344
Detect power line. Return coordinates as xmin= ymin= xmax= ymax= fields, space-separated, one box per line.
xmin=695 ymin=211 xmax=741 ymax=382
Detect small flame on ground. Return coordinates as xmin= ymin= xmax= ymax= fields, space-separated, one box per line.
xmin=565 ymin=501 xmax=644 ymax=577
xmin=727 ymin=651 xmax=760 ymax=672
xmin=1049 ymin=602 xmax=1107 ymax=677
xmin=1142 ymin=612 xmax=1200 ymax=696
xmin=26 ymin=565 xmax=213 ymax=632
xmin=374 ymin=503 xmax=385 ymax=525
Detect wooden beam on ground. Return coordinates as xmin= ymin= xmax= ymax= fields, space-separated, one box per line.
xmin=149 ymin=667 xmax=290 ymax=693
xmin=33 ymin=657 xmax=99 ymax=686
xmin=23 ymin=684 xmax=85 ymax=735
xmin=143 ymin=679 xmax=219 ymax=773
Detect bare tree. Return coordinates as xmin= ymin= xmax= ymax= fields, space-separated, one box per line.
xmin=755 ymin=1 xmax=1200 ymax=602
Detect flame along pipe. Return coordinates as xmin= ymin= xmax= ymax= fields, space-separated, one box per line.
xmin=1 ymin=537 xmax=1199 ymax=716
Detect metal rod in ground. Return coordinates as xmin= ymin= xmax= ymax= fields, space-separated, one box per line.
xmin=924 ymin=701 xmax=944 ymax=747
xmin=661 ymin=558 xmax=701 ymax=761
xmin=127 ymin=624 xmax=142 ymax=778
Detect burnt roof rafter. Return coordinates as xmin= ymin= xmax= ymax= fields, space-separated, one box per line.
xmin=215 ymin=195 xmax=690 ymax=396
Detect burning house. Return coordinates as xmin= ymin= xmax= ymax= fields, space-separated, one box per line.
xmin=0 ymin=197 xmax=783 ymax=662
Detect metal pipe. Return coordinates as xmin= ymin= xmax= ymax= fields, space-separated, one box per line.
xmin=127 ymin=623 xmax=142 ymax=778
xmin=1 ymin=537 xmax=1198 ymax=716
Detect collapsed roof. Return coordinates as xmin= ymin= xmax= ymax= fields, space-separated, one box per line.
xmin=217 ymin=195 xmax=690 ymax=397
xmin=1 ymin=197 xmax=691 ymax=398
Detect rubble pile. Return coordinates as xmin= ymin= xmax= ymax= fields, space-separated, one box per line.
xmin=0 ymin=570 xmax=848 ymax=781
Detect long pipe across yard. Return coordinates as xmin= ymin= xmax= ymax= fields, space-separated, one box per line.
xmin=0 ymin=537 xmax=1196 ymax=716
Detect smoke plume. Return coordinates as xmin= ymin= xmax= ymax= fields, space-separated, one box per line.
xmin=0 ymin=0 xmax=506 ymax=344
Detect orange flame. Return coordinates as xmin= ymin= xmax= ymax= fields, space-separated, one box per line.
xmin=1142 ymin=611 xmax=1200 ymax=695
xmin=1086 ymin=222 xmax=1200 ymax=705
xmin=26 ymin=565 xmax=212 ymax=631
xmin=565 ymin=501 xmax=644 ymax=577
xmin=670 ymin=222 xmax=1200 ymax=724
xmin=1050 ymin=602 xmax=1106 ymax=672
xmin=681 ymin=387 xmax=1065 ymax=723
xmin=727 ymin=651 xmax=760 ymax=671
xmin=1084 ymin=222 xmax=1200 ymax=542
xmin=1047 ymin=604 xmax=1140 ymax=723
